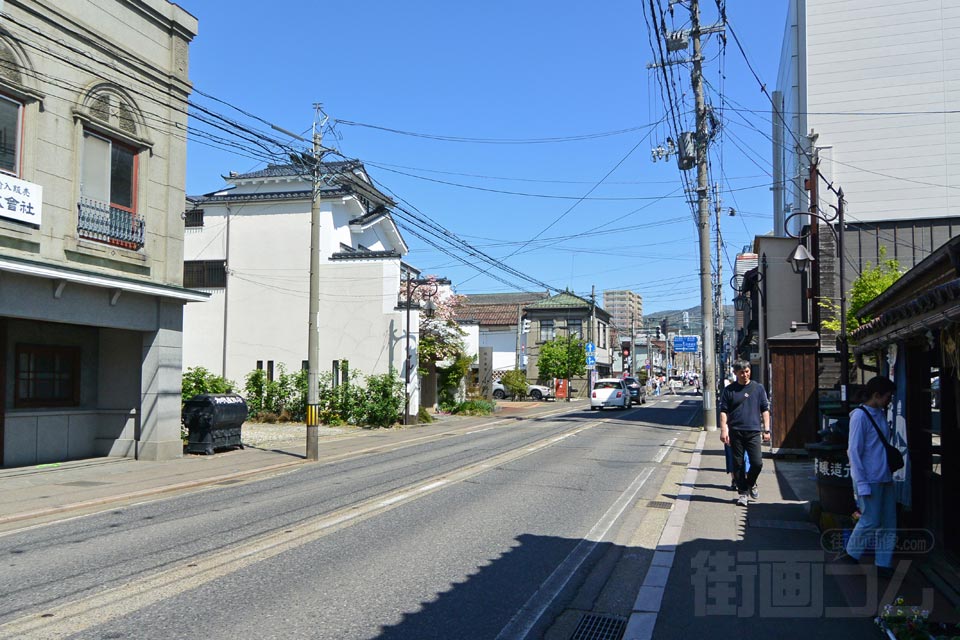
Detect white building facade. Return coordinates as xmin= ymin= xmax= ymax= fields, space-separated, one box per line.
xmin=775 ymin=0 xmax=960 ymax=386
xmin=0 ymin=1 xmax=200 ymax=468
xmin=182 ymin=163 xmax=421 ymax=414
xmin=777 ymin=0 xmax=960 ymax=255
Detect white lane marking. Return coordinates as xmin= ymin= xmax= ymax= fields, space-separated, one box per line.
xmin=418 ymin=481 xmax=448 ymax=492
xmin=495 ymin=466 xmax=655 ymax=640
xmin=624 ymin=431 xmax=707 ymax=640
xmin=378 ymin=494 xmax=409 ymax=507
xmin=653 ymin=438 xmax=678 ymax=463
xmin=0 ymin=417 xmax=604 ymax=638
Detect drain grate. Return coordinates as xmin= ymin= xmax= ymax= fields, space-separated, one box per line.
xmin=570 ymin=613 xmax=627 ymax=640
xmin=671 ymin=461 xmax=687 ymax=466
xmin=647 ymin=500 xmax=673 ymax=510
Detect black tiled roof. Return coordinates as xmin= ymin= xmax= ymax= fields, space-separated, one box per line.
xmin=228 ymin=160 xmax=362 ymax=180
xmin=349 ymin=205 xmax=389 ymax=227
xmin=330 ymin=250 xmax=400 ymax=261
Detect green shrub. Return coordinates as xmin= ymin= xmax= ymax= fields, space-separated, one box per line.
xmin=437 ymin=354 xmax=473 ymax=407
xmin=417 ymin=405 xmax=435 ymax=423
xmin=244 ymin=365 xmax=308 ymax=421
xmin=364 ymin=369 xmax=404 ymax=428
xmin=244 ymin=368 xmax=267 ymax=415
xmin=501 ymin=369 xmax=528 ymax=399
xmin=182 ymin=367 xmax=235 ymax=400
xmin=452 ymin=399 xmax=495 ymax=415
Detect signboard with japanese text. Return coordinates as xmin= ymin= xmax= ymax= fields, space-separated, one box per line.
xmin=673 ymin=335 xmax=699 ymax=353
xmin=0 ymin=174 xmax=42 ymax=226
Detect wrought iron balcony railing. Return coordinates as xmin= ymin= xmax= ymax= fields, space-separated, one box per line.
xmin=77 ymin=197 xmax=145 ymax=250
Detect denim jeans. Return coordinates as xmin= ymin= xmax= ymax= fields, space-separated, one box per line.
xmin=730 ymin=429 xmax=762 ymax=493
xmin=846 ymin=481 xmax=897 ymax=568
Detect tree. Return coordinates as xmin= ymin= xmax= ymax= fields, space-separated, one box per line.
xmin=537 ymin=334 xmax=586 ymax=400
xmin=821 ymin=247 xmax=903 ymax=335
xmin=501 ymin=369 xmax=529 ymax=399
xmin=404 ymin=276 xmax=468 ymax=367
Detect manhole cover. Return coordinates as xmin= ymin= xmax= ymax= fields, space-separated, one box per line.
xmin=570 ymin=613 xmax=627 ymax=640
xmin=647 ymin=500 xmax=673 ymax=510
xmin=58 ymin=481 xmax=110 ymax=487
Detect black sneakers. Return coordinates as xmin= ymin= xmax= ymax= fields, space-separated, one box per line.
xmin=749 ymin=485 xmax=759 ymax=500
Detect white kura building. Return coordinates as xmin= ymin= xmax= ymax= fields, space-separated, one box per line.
xmin=182 ymin=162 xmax=421 ymax=414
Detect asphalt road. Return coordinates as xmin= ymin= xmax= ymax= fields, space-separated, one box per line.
xmin=0 ymin=396 xmax=701 ymax=640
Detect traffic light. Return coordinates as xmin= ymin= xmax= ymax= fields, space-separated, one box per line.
xmin=660 ymin=318 xmax=668 ymax=336
xmin=622 ymin=342 xmax=631 ymax=359
xmin=522 ymin=319 xmax=531 ymax=334
xmin=656 ymin=326 xmax=662 ymax=340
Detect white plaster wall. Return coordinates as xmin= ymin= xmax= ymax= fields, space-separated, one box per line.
xmin=182 ymin=194 xmax=414 ymax=409
xmin=481 ymin=327 xmax=518 ymax=371
xmin=461 ymin=323 xmax=480 ymax=361
xmin=779 ymin=0 xmax=960 ymax=224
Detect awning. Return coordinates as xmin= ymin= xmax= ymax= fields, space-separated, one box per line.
xmin=0 ymin=255 xmax=209 ymax=303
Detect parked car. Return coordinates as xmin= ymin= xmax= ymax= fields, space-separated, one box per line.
xmin=492 ymin=381 xmax=553 ymax=401
xmin=622 ymin=377 xmax=647 ymax=404
xmin=590 ymin=378 xmax=631 ymax=410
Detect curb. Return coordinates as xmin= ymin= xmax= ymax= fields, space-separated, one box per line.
xmin=624 ymin=430 xmax=707 ymax=640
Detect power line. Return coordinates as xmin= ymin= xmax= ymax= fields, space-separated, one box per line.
xmin=332 ymin=118 xmax=662 ymax=144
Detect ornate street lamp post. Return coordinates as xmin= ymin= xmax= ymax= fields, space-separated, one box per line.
xmin=787 ymin=188 xmax=848 ymax=406
xmin=403 ymin=277 xmax=438 ymax=425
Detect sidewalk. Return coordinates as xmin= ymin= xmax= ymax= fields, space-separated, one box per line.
xmin=627 ymin=432 xmax=958 ymax=639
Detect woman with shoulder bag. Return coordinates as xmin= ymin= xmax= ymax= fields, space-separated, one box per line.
xmin=840 ymin=376 xmax=899 ymax=578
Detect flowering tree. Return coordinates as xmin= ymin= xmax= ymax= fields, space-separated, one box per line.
xmin=402 ymin=275 xmax=467 ymax=365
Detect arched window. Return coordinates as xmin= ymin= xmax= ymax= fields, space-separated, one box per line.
xmin=77 ymin=87 xmax=146 ymax=249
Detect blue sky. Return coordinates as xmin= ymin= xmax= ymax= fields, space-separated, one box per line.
xmin=181 ymin=1 xmax=788 ymax=315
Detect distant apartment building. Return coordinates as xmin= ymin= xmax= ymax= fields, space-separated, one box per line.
xmin=602 ymin=289 xmax=643 ymax=339
xmin=0 ymin=1 xmax=200 ymax=468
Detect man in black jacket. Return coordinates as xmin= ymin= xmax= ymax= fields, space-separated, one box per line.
xmin=719 ymin=360 xmax=771 ymax=506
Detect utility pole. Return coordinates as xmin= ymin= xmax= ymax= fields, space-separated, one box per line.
xmin=515 ymin=304 xmax=523 ymax=370
xmin=631 ymin=312 xmax=637 ymax=377
xmin=305 ymin=105 xmax=328 ymax=461
xmin=807 ymin=133 xmax=820 ymax=332
xmin=713 ymin=183 xmax=724 ymax=381
xmin=691 ymin=0 xmax=717 ymax=430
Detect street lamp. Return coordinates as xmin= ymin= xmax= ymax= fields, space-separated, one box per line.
xmin=786 ymin=187 xmax=848 ymax=405
xmin=788 ymin=243 xmax=816 ymax=275
xmin=403 ymin=276 xmax=438 ymax=425
xmin=732 ymin=291 xmax=749 ymax=312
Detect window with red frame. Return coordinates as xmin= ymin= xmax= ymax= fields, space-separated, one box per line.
xmin=81 ymin=130 xmax=137 ymax=211
xmin=15 ymin=345 xmax=81 ymax=408
xmin=0 ymin=94 xmax=22 ymax=176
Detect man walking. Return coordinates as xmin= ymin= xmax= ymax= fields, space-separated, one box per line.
xmin=719 ymin=360 xmax=770 ymax=506
xmin=842 ymin=375 xmax=898 ymax=578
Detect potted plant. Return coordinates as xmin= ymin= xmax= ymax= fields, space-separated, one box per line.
xmin=875 ymin=597 xmax=960 ymax=639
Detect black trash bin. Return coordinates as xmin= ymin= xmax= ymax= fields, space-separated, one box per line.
xmin=805 ymin=441 xmax=857 ymax=517
xmin=182 ymin=393 xmax=248 ymax=455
